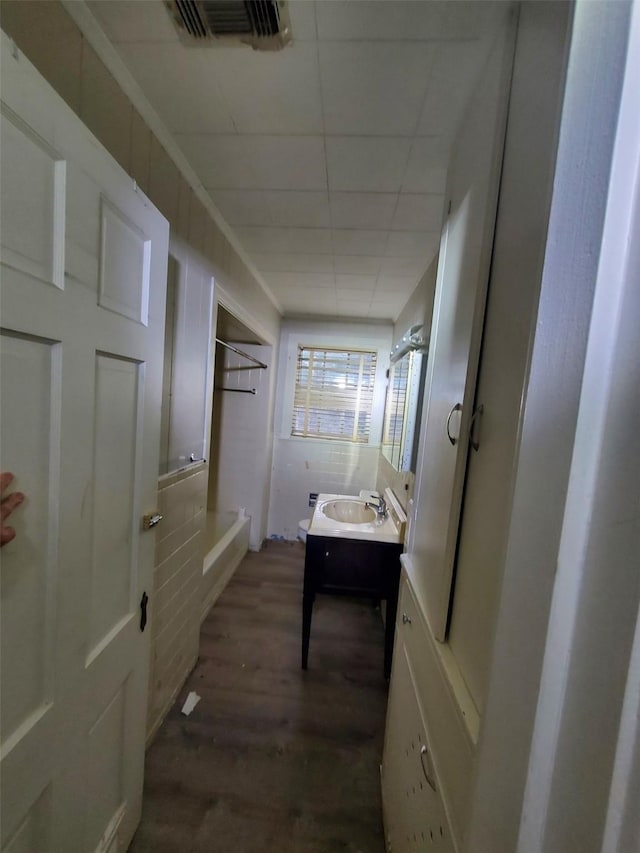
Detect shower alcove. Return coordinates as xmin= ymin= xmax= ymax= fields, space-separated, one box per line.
xmin=202 ymin=305 xmax=273 ymax=614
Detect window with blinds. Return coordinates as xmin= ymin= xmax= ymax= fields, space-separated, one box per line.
xmin=292 ymin=347 xmax=378 ymax=443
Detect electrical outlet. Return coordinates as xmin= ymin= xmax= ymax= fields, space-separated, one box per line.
xmin=309 ymin=493 xmax=318 ymax=507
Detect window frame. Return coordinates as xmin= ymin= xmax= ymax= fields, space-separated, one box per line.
xmin=291 ymin=345 xmax=378 ymax=444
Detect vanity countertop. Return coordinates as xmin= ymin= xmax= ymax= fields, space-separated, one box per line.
xmin=309 ymin=488 xmax=406 ymax=544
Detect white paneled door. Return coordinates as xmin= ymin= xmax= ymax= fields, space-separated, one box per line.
xmin=0 ymin=34 xmax=168 ymax=853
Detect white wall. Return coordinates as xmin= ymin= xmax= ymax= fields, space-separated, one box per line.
xmin=518 ymin=1 xmax=640 ymax=848
xmin=268 ymin=318 xmax=392 ymax=538
xmin=391 ymin=256 xmax=438 ymax=351
xmin=208 ymin=341 xmax=273 ymax=550
xmin=465 ymin=2 xmax=633 ymax=851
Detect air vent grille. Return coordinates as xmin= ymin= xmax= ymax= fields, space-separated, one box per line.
xmin=175 ymin=0 xmax=207 ymax=38
xmin=169 ymin=0 xmax=291 ymax=49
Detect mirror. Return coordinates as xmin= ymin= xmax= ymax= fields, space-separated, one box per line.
xmin=382 ymin=351 xmax=425 ymax=472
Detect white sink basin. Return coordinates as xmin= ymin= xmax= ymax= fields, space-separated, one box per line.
xmin=308 ymin=490 xmax=407 ymax=544
xmin=321 ymin=499 xmax=377 ymax=524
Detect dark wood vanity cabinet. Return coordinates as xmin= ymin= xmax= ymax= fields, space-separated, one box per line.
xmin=301 ymin=534 xmax=403 ymax=678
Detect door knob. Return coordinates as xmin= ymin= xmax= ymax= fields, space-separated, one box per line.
xmin=143 ymin=513 xmax=163 ymax=530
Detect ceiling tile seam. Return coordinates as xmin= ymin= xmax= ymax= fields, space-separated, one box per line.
xmin=288 ymin=37 xmax=484 ymax=46
xmin=410 ymin=40 xmax=440 ymax=139
xmin=204 ymin=189 xmax=389 ymax=199
xmin=210 ymin=188 xmax=443 ymax=197
xmin=61 ymin=0 xmax=283 ymax=315
xmin=314 ymin=0 xmax=339 ymax=303
xmin=175 ymin=132 xmax=444 ymax=140
xmin=109 ymin=36 xmax=476 ymax=47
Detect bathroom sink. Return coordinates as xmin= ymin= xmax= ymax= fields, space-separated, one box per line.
xmin=321 ymin=499 xmax=377 ymax=524
xmin=308 ymin=490 xmax=407 ymax=544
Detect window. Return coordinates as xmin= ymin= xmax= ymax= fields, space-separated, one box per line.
xmin=292 ymin=346 xmax=377 ymax=442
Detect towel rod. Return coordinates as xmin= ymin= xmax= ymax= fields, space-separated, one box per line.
xmin=215 ymin=386 xmax=256 ymax=395
xmin=216 ymin=338 xmax=267 ymax=369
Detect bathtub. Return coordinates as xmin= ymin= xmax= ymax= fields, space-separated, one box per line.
xmin=201 ymin=510 xmax=250 ymax=621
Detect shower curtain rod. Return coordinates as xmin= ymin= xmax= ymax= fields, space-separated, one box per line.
xmin=215 ymin=338 xmax=268 ymax=369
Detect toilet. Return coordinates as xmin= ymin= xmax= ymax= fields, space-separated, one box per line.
xmin=298 ymin=518 xmax=310 ymax=543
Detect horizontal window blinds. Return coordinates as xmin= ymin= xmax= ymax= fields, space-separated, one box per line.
xmin=292 ymin=347 xmax=377 ymax=443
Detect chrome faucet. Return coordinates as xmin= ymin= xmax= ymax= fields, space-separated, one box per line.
xmin=366 ymin=495 xmax=387 ymax=519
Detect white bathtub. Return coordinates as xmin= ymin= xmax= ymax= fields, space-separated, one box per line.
xmin=201 ymin=510 xmax=250 ymax=621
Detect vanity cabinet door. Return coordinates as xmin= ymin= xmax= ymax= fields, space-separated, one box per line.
xmin=306 ymin=536 xmax=401 ymax=596
xmin=381 ymin=638 xmax=454 ymax=853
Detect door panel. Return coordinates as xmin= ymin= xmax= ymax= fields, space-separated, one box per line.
xmin=0 ymin=109 xmax=65 ymax=290
xmin=98 ymin=198 xmax=151 ymax=325
xmin=0 ymin=32 xmax=168 ymax=853
xmin=89 ymin=355 xmax=141 ymax=650
xmin=0 ymin=333 xmax=59 ymax=742
xmin=3 ymin=786 xmax=52 ymax=853
xmin=85 ymin=685 xmax=127 ymax=853
xmin=409 ymin=10 xmax=516 ymax=641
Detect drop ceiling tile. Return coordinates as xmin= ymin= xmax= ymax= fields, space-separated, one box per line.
xmin=336 ymin=301 xmax=373 ymax=318
xmin=214 ymin=190 xmax=330 ymax=229
xmin=275 ymin=288 xmax=337 ymax=303
xmin=266 ymin=272 xmax=336 ymax=290
xmin=210 ymin=43 xmax=323 ymax=134
xmin=117 ymin=44 xmax=235 ymax=133
xmin=370 ymin=295 xmax=403 ymax=309
xmin=288 ymin=1 xmax=318 ymax=41
xmin=178 ymin=135 xmax=252 ymax=186
xmin=266 ymin=191 xmax=331 ymax=228
xmin=403 ymin=137 xmax=449 ymax=193
xmin=240 ymin=136 xmax=327 ymax=191
xmin=393 ymin=194 xmax=444 ymax=231
xmin=333 ymin=256 xmax=383 ymax=275
xmin=316 ymin=1 xmax=469 ymax=41
xmin=253 ymin=253 xmax=335 ymax=273
xmin=330 ymin=193 xmax=397 ymax=230
xmin=331 ymin=230 xmax=389 ymax=256
xmin=335 ymin=274 xmax=378 ymax=290
xmin=319 ymin=42 xmax=434 ymax=136
xmin=417 ymin=40 xmax=487 ymax=138
xmin=183 ymin=135 xmax=326 ymax=190
xmin=376 ymin=273 xmax=421 ymax=290
xmin=235 ymin=226 xmax=332 ymax=256
xmin=326 ymin=137 xmax=411 ymax=192
xmin=380 ymin=256 xmax=430 ymax=276
xmin=367 ymin=303 xmax=397 ymax=321
xmin=386 ymin=231 xmax=440 ymax=258
xmin=281 ymin=228 xmax=334 ymax=255
xmin=316 ymin=1 xmax=505 ymax=42
xmin=336 ymin=290 xmax=375 ymax=305
xmin=88 ymin=1 xmax=179 ymax=43
xmin=284 ymin=294 xmax=338 ymax=314
xmin=211 ymin=190 xmax=273 ymax=226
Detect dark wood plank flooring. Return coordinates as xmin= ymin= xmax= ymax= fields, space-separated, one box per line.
xmin=130 ymin=540 xmax=389 ymax=853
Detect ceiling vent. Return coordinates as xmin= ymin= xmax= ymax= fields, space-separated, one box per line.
xmin=168 ymin=1 xmax=292 ymax=50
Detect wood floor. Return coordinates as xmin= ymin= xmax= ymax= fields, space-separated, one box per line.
xmin=130 ymin=540 xmax=390 ymax=853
